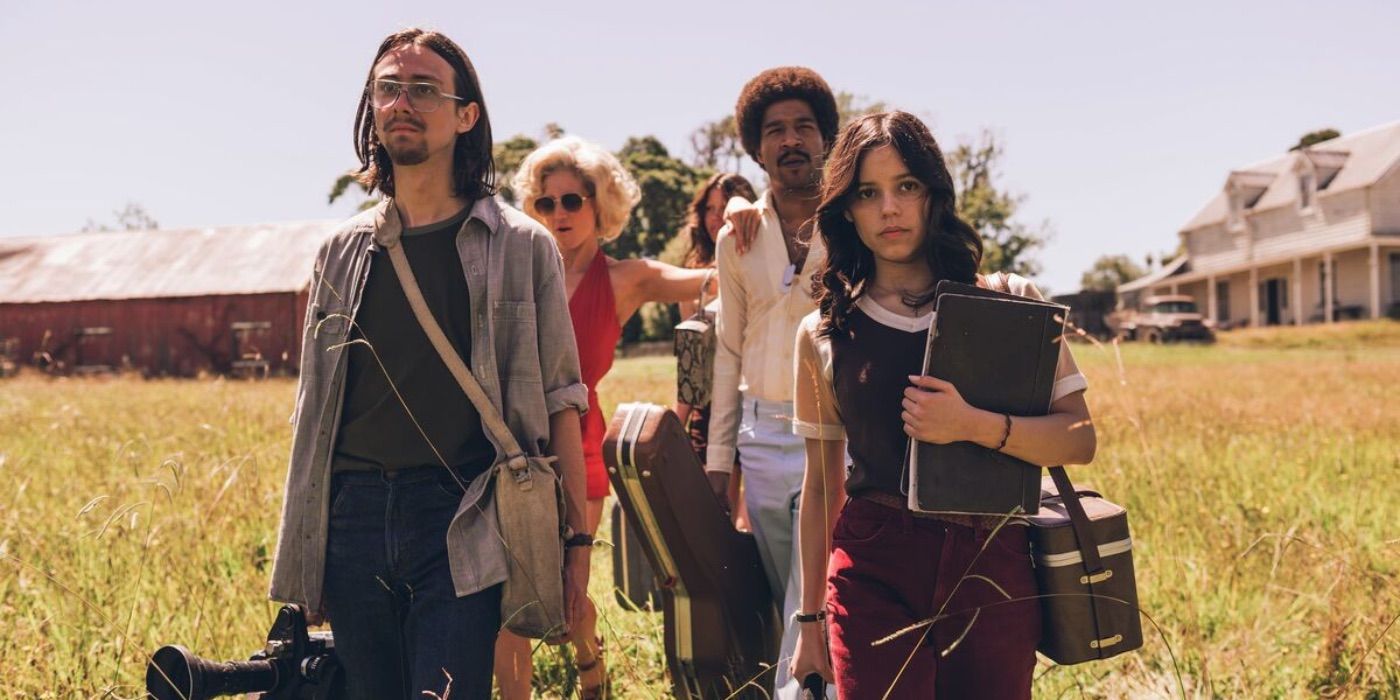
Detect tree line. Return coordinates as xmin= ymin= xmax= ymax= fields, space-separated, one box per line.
xmin=328 ymin=93 xmax=1052 ymax=342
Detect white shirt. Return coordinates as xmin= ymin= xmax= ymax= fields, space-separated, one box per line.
xmin=706 ymin=191 xmax=825 ymax=473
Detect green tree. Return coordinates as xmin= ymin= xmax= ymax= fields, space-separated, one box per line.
xmin=1080 ymin=254 xmax=1147 ymax=291
xmin=493 ymin=134 xmax=542 ymax=205
xmin=82 ymin=201 xmax=159 ymax=232
xmin=948 ymin=130 xmax=1048 ymax=276
xmin=689 ymin=115 xmax=744 ymax=172
xmin=613 ymin=136 xmax=707 ymax=342
xmin=1290 ymin=128 xmax=1341 ymax=151
xmin=327 ymin=171 xmax=380 ymax=211
xmin=612 ymin=136 xmax=705 ymax=260
xmin=835 ymin=91 xmax=890 ymax=127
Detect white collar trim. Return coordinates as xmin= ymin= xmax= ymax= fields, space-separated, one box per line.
xmin=856 ymin=295 xmax=933 ymax=332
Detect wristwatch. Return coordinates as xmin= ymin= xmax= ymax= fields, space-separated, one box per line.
xmin=792 ymin=609 xmax=826 ymax=624
xmin=563 ymin=532 xmax=595 ymax=549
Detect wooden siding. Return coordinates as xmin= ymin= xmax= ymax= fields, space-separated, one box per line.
xmin=1186 ymin=189 xmax=1374 ymax=274
xmin=1372 ymin=165 xmax=1400 ymax=234
xmin=0 ymin=292 xmax=307 ymax=376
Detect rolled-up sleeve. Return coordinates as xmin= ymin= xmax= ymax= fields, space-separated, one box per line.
xmin=532 ymin=233 xmax=588 ymax=416
xmin=705 ymin=232 xmax=746 ymax=473
xmin=793 ymin=312 xmax=844 ymax=440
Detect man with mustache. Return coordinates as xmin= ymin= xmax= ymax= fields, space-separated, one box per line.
xmin=706 ymin=66 xmax=838 ymax=699
xmin=268 ymin=28 xmax=590 ymax=700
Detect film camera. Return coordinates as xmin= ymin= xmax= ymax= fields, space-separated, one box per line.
xmin=146 ymin=604 xmax=343 ymax=700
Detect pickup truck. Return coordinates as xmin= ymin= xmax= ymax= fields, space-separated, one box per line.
xmin=1108 ymin=294 xmax=1215 ymax=343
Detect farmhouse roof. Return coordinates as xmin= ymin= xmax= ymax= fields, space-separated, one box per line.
xmin=1180 ymin=120 xmax=1400 ymax=232
xmin=1117 ymin=254 xmax=1189 ymax=293
xmin=0 ymin=221 xmax=334 ymax=304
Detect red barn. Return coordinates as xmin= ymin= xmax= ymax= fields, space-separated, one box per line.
xmin=0 ymin=222 xmax=333 ymax=377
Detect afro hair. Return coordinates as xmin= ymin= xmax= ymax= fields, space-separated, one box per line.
xmin=734 ymin=66 xmax=839 ymax=165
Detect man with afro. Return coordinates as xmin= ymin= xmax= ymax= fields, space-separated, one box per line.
xmin=706 ymin=65 xmax=839 ymax=699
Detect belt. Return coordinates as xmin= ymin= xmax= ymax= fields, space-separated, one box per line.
xmin=855 ymin=491 xmax=1022 ymax=530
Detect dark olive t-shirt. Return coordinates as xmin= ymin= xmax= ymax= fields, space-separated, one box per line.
xmin=332 ymin=208 xmax=495 ymax=478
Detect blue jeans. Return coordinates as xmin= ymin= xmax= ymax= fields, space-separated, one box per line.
xmin=323 ymin=467 xmax=502 ymax=700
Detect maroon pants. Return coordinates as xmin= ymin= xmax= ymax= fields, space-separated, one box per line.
xmin=826 ymin=498 xmax=1041 ymax=699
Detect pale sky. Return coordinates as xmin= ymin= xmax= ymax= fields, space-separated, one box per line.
xmin=2 ymin=0 xmax=1398 ymax=293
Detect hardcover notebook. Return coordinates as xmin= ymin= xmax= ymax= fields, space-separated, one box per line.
xmin=906 ymin=280 xmax=1068 ymax=515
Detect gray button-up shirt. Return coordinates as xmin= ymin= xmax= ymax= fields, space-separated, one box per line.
xmin=268 ymin=196 xmax=588 ymax=611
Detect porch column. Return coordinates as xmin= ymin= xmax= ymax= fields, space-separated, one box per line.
xmin=1207 ymin=274 xmax=1218 ymax=323
xmin=1324 ymin=250 xmax=1335 ymax=325
xmin=1171 ymin=282 xmax=1179 ymax=295
xmin=1249 ymin=267 xmax=1260 ymax=328
xmin=1293 ymin=258 xmax=1304 ymax=326
xmin=1370 ymin=242 xmax=1381 ymax=319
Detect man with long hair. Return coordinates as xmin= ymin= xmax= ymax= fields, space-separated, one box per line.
xmin=706 ymin=66 xmax=839 ymax=699
xmin=268 ymin=28 xmax=591 ymax=700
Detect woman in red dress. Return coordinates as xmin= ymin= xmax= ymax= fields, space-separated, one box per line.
xmin=496 ymin=136 xmax=719 ymax=699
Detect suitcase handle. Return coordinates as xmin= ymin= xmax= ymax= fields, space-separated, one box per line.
xmin=1046 ymin=466 xmax=1104 ymax=575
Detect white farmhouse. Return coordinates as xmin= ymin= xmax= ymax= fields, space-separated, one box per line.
xmin=1119 ymin=121 xmax=1400 ymax=327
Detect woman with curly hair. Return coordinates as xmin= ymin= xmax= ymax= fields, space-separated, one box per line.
xmin=495 ymin=135 xmax=718 ymax=699
xmin=789 ymin=111 xmax=1096 ymax=698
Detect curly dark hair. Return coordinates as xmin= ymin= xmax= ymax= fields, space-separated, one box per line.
xmin=812 ymin=111 xmax=983 ymax=338
xmin=353 ymin=28 xmax=496 ymax=201
xmin=681 ymin=173 xmax=758 ymax=268
xmin=734 ymin=67 xmax=839 ymax=164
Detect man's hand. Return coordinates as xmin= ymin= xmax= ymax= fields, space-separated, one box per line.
xmin=304 ymin=605 xmax=328 ymax=627
xmin=558 ymin=546 xmax=592 ymax=643
xmin=706 ymin=471 xmax=731 ymax=514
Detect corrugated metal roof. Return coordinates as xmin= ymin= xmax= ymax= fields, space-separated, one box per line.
xmin=0 ymin=221 xmax=335 ymax=304
xmin=1181 ymin=120 xmax=1400 ymax=232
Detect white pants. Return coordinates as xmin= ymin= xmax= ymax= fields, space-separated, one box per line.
xmin=737 ymin=396 xmax=832 ymax=699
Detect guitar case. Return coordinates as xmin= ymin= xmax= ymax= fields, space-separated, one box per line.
xmin=604 ymin=403 xmax=780 ymax=699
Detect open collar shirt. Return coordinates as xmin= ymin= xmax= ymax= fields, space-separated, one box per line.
xmin=706 ymin=191 xmax=826 ymax=473
xmin=268 ymin=196 xmax=588 ymax=611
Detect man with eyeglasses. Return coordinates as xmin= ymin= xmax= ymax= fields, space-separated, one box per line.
xmin=268 ymin=28 xmax=591 ymax=700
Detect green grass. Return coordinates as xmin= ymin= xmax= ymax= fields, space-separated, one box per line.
xmin=1 ymin=324 xmax=1397 ymax=697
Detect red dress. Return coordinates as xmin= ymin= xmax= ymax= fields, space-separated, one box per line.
xmin=569 ymin=249 xmax=622 ymax=500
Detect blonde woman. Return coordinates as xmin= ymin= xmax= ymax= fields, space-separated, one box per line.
xmin=494 ymin=136 xmax=717 ymax=699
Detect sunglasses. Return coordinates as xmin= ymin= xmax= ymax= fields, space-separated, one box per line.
xmin=533 ymin=193 xmax=590 ymax=216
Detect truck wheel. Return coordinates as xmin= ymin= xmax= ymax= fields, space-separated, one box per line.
xmin=1143 ymin=329 xmax=1162 ymax=344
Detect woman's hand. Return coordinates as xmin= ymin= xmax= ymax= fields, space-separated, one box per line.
xmin=790 ymin=622 xmax=834 ymax=685
xmin=724 ymin=196 xmax=762 ymax=254
xmin=557 ymin=546 xmax=592 ymax=643
xmin=901 ymin=375 xmax=998 ymax=446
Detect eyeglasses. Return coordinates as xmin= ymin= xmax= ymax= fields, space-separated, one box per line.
xmin=369 ymin=79 xmax=465 ymax=113
xmin=533 ymin=193 xmax=590 ymax=216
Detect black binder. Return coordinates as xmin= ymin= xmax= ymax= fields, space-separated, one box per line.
xmin=906 ymin=280 xmax=1068 ymax=515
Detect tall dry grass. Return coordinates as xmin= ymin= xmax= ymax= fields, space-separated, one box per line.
xmin=0 ymin=323 xmax=1396 ymax=697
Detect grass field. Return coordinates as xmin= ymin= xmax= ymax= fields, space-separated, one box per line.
xmin=1 ymin=321 xmax=1397 ymax=698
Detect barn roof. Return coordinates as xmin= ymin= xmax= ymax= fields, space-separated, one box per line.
xmin=0 ymin=221 xmax=335 ymax=304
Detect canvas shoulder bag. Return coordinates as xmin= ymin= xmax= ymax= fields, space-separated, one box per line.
xmin=986 ymin=272 xmax=1143 ymax=664
xmin=674 ymin=269 xmax=717 ymax=407
xmin=387 ymin=241 xmax=568 ymax=640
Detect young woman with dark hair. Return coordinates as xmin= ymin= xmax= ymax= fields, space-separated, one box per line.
xmin=678 ymin=172 xmax=759 ymax=314
xmin=789 ymin=111 xmax=1097 ymax=699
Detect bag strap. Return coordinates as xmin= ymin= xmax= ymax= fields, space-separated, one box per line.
xmin=386 ymin=240 xmax=531 ymax=478
xmin=1046 ymin=466 xmax=1104 ymax=574
xmin=986 ymin=271 xmax=1104 ymax=574
xmin=691 ymin=268 xmax=716 ymax=318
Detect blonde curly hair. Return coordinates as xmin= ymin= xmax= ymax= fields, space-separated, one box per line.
xmin=513 ymin=136 xmax=641 ymax=243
